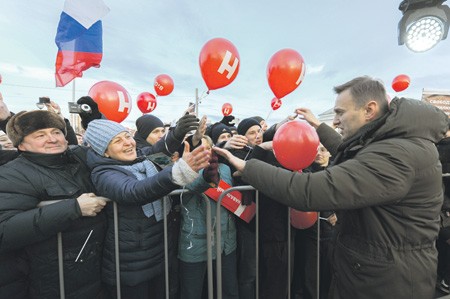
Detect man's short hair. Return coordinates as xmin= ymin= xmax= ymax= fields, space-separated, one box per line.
xmin=334 ymin=76 xmax=389 ymax=114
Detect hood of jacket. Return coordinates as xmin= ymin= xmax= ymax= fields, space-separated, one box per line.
xmin=374 ymin=97 xmax=447 ymax=143
xmin=336 ymin=97 xmax=448 ymax=162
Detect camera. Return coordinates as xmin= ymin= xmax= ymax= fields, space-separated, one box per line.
xmin=36 ymin=97 xmax=50 ymax=109
xmin=68 ymin=102 xmax=92 ymax=114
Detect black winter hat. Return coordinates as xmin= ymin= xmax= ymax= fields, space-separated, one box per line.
xmin=135 ymin=114 xmax=164 ymax=139
xmin=252 ymin=116 xmax=264 ymax=123
xmin=209 ymin=123 xmax=232 ymax=145
xmin=6 ymin=110 xmax=66 ymax=147
xmin=237 ymin=117 xmax=261 ymax=136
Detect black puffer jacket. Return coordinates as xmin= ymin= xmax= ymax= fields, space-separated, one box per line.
xmin=87 ymin=148 xmax=180 ymax=287
xmin=242 ymin=98 xmax=448 ymax=299
xmin=0 ymin=146 xmax=107 ymax=299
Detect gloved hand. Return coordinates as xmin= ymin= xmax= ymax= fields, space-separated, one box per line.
xmin=202 ymin=151 xmax=219 ymax=186
xmin=77 ymin=96 xmax=104 ymax=130
xmin=173 ymin=114 xmax=199 ymax=140
xmin=220 ymin=115 xmax=235 ymax=127
xmin=241 ymin=191 xmax=253 ymax=206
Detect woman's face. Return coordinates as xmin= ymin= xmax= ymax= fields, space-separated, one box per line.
xmin=201 ymin=138 xmax=212 ymax=152
xmin=0 ymin=131 xmax=15 ymax=150
xmin=105 ymin=131 xmax=137 ymax=161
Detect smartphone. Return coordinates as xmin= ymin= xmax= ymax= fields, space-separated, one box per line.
xmin=184 ymin=102 xmax=196 ymax=115
xmin=36 ymin=97 xmax=51 ymax=109
xmin=38 ymin=97 xmax=50 ymax=104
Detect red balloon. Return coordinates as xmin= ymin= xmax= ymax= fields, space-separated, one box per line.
xmin=221 ymin=103 xmax=233 ymax=116
xmin=273 ymin=121 xmax=319 ymax=171
xmin=290 ymin=209 xmax=318 ymax=229
xmin=154 ymin=74 xmax=174 ymax=96
xmin=267 ymin=49 xmax=306 ymax=99
xmin=199 ymin=38 xmax=240 ymax=91
xmin=0 ymin=74 xmax=2 ymax=84
xmin=137 ymin=92 xmax=157 ymax=114
xmin=392 ymin=74 xmax=410 ymax=92
xmin=271 ymin=97 xmax=282 ymax=111
xmin=88 ymin=81 xmax=132 ymax=123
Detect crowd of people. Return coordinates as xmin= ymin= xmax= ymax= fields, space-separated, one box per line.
xmin=0 ymin=75 xmax=449 ymax=299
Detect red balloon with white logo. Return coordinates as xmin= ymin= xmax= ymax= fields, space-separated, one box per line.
xmin=290 ymin=209 xmax=318 ymax=229
xmin=88 ymin=81 xmax=132 ymax=123
xmin=391 ymin=74 xmax=410 ymax=92
xmin=137 ymin=92 xmax=157 ymax=114
xmin=271 ymin=97 xmax=282 ymax=110
xmin=273 ymin=121 xmax=319 ymax=171
xmin=154 ymin=74 xmax=174 ymax=96
xmin=267 ymin=49 xmax=306 ymax=99
xmin=221 ymin=103 xmax=233 ymax=116
xmin=199 ymin=38 xmax=240 ymax=91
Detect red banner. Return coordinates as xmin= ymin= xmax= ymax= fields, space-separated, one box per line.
xmin=204 ymin=180 xmax=256 ymax=223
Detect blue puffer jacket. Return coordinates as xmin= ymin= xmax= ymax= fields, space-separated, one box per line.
xmin=87 ymin=147 xmax=197 ymax=287
xmin=178 ymin=163 xmax=237 ymax=263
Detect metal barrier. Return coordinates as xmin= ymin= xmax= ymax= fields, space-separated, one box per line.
xmin=34 ymin=171 xmax=450 ymax=299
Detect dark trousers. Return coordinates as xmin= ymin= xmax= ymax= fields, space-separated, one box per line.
xmin=292 ymin=229 xmax=333 ymax=299
xmin=437 ymin=226 xmax=450 ymax=282
xmin=106 ymin=275 xmax=165 ymax=299
xmin=236 ymin=221 xmax=257 ymax=299
xmin=179 ymin=251 xmax=239 ymax=299
xmin=259 ymin=240 xmax=293 ymax=299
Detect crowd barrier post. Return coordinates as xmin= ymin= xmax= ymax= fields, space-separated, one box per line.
xmin=214 ymin=186 xmax=258 ymax=299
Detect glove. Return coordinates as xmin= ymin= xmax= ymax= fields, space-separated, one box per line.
xmin=241 ymin=191 xmax=253 ymax=206
xmin=173 ymin=114 xmax=199 ymax=140
xmin=220 ymin=115 xmax=235 ymax=127
xmin=77 ymin=96 xmax=104 ymax=130
xmin=202 ymin=152 xmax=219 ymax=186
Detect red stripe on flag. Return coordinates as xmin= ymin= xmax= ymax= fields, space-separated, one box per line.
xmin=55 ymin=50 xmax=102 ymax=87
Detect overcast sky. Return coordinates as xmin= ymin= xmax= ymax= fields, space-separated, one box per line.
xmin=1 ymin=1 xmax=450 ymax=128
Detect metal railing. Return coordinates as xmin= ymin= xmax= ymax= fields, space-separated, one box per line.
xmin=34 ymin=171 xmax=450 ymax=299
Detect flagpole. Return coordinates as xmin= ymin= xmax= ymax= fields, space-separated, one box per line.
xmin=70 ymin=79 xmax=80 ymax=133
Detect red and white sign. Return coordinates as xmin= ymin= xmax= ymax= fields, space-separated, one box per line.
xmin=204 ymin=180 xmax=256 ymax=223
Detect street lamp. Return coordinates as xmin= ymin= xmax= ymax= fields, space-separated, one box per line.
xmin=398 ymin=0 xmax=450 ymax=52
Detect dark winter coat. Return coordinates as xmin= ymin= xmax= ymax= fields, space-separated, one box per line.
xmin=0 ymin=146 xmax=107 ymax=299
xmin=437 ymin=136 xmax=450 ymax=239
xmin=251 ymin=145 xmax=290 ymax=242
xmin=241 ymin=98 xmax=448 ymax=299
xmin=87 ymin=147 xmax=181 ymax=287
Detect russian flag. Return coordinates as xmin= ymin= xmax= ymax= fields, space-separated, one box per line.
xmin=55 ymin=0 xmax=110 ymax=87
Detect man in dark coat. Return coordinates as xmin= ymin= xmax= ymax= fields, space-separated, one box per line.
xmin=0 ymin=110 xmax=107 ymax=299
xmin=214 ymin=76 xmax=449 ymax=299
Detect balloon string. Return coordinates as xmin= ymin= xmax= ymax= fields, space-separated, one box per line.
xmin=256 ymin=108 xmax=273 ymax=137
xmin=265 ymin=109 xmax=273 ymax=125
xmin=198 ymin=90 xmax=209 ymax=105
